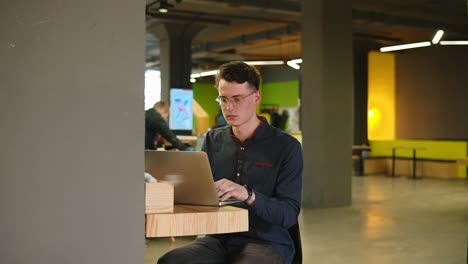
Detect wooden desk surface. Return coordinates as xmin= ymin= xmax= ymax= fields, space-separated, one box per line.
xmin=163 ymin=135 xmax=198 ymax=147
xmin=146 ymin=205 xmax=248 ymax=238
xmin=352 ymin=145 xmax=371 ymax=150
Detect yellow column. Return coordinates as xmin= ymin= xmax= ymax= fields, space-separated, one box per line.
xmin=368 ymin=51 xmax=395 ymax=140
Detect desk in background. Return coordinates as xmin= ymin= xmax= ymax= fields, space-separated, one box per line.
xmin=352 ymin=145 xmax=371 ymax=176
xmin=163 ymin=135 xmax=198 ymax=149
xmin=176 ymin=135 xmax=198 ymax=146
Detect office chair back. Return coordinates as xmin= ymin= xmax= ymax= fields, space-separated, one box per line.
xmin=289 ymin=222 xmax=302 ymax=264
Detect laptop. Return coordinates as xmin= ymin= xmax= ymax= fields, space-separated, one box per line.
xmin=144 ymin=150 xmax=240 ymax=207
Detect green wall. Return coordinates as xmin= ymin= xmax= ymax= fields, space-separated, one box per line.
xmin=193 ymin=82 xmax=220 ymax=127
xmin=193 ymin=80 xmax=300 ymax=128
xmin=261 ymin=81 xmax=299 ymax=108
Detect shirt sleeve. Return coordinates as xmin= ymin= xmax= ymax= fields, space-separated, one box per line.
xmin=248 ymin=140 xmax=303 ymax=228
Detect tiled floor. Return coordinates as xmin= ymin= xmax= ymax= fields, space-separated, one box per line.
xmin=146 ymin=175 xmax=468 ymax=264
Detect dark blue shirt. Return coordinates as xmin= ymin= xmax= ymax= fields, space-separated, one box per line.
xmin=203 ymin=119 xmax=303 ymax=264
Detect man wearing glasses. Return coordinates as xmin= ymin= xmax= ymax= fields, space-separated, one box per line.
xmin=158 ymin=61 xmax=303 ymax=264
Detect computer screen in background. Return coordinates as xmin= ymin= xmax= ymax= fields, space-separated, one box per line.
xmin=169 ymin=88 xmax=193 ymax=135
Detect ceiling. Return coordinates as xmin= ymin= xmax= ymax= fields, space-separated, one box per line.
xmin=145 ymin=0 xmax=468 ymax=70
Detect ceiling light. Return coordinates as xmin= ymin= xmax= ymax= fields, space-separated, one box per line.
xmin=432 ymin=30 xmax=444 ymax=44
xmin=158 ymin=0 xmax=173 ymax=13
xmin=244 ymin=60 xmax=284 ymax=66
xmin=380 ymin=41 xmax=431 ymax=52
xmin=190 ymin=78 xmax=196 ymax=83
xmin=290 ymin=58 xmax=302 ymax=64
xmin=439 ymin=40 xmax=468 ymax=45
xmin=190 ymin=70 xmax=218 ymax=79
xmin=199 ymin=70 xmax=218 ymax=77
xmin=286 ymin=58 xmax=302 ymax=70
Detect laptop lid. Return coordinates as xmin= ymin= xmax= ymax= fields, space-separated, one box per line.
xmin=144 ymin=150 xmax=239 ymax=207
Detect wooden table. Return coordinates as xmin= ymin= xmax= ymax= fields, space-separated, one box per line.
xmin=352 ymin=145 xmax=371 ymax=176
xmin=146 ymin=204 xmax=249 ymax=237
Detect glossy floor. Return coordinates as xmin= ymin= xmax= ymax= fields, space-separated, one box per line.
xmin=145 ymin=176 xmax=468 ymax=264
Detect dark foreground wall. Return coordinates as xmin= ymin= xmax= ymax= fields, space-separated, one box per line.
xmin=0 ymin=1 xmax=145 ymax=263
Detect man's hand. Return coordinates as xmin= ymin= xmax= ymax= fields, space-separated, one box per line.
xmin=215 ymin=179 xmax=250 ymax=202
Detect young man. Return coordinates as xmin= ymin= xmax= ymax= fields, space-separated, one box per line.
xmin=158 ymin=61 xmax=303 ymax=264
xmin=145 ymin=101 xmax=186 ymax=151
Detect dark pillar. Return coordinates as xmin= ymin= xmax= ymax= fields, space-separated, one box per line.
xmin=148 ymin=23 xmax=204 ymax=102
xmin=301 ymin=0 xmax=353 ymax=208
xmin=353 ymin=40 xmax=370 ymax=145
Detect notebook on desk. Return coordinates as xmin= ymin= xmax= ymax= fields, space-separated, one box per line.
xmin=144 ymin=150 xmax=240 ymax=207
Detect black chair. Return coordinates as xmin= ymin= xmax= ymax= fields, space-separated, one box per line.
xmin=289 ymin=222 xmax=302 ymax=264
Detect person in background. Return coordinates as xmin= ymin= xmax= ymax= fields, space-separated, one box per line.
xmin=213 ymin=109 xmax=228 ymax=128
xmin=158 ymin=61 xmax=303 ymax=264
xmin=145 ymin=101 xmax=186 ymax=151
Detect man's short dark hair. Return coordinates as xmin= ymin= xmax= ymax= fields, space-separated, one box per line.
xmin=215 ymin=61 xmax=261 ymax=91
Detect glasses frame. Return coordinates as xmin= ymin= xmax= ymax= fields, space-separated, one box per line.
xmin=215 ymin=91 xmax=257 ymax=108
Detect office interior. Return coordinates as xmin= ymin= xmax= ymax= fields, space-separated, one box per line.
xmin=1 ymin=1 xmax=467 ymax=264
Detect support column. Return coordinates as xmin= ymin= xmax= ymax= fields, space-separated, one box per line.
xmin=353 ymin=40 xmax=370 ymax=145
xmin=0 ymin=1 xmax=144 ymax=263
xmin=301 ymin=0 xmax=353 ymax=208
xmin=148 ymin=23 xmax=204 ymax=102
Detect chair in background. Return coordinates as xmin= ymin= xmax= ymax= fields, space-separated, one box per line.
xmin=289 ymin=222 xmax=302 ymax=264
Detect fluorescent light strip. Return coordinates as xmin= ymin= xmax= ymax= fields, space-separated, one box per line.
xmin=190 ymin=70 xmax=218 ymax=79
xmin=432 ymin=30 xmax=444 ymax=44
xmin=439 ymin=40 xmax=468 ymax=45
xmin=290 ymin=58 xmax=302 ymax=64
xmin=190 ymin=61 xmax=285 ymax=79
xmin=199 ymin=70 xmax=218 ymax=77
xmin=287 ymin=61 xmax=300 ymax=70
xmin=380 ymin=41 xmax=431 ymax=52
xmin=244 ymin=60 xmax=284 ymax=66
xmin=286 ymin=58 xmax=302 ymax=70
xmin=191 ymin=59 xmax=295 ymax=78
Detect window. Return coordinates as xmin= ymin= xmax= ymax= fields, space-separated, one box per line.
xmin=144 ymin=70 xmax=161 ymax=110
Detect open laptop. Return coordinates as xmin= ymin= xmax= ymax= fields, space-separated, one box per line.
xmin=144 ymin=150 xmax=240 ymax=207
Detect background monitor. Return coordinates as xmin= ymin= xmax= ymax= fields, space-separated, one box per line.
xmin=169 ymin=88 xmax=193 ymax=135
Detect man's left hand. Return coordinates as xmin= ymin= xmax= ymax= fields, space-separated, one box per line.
xmin=214 ymin=178 xmax=249 ymax=202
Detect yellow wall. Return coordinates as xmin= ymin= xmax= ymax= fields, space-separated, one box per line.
xmin=368 ymin=52 xmax=395 ymax=140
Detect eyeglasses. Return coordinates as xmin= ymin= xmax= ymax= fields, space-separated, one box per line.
xmin=215 ymin=91 xmax=257 ymax=108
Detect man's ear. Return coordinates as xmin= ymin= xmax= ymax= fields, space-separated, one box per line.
xmin=254 ymin=90 xmax=262 ymax=105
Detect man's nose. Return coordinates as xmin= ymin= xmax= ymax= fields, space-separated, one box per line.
xmin=225 ymin=100 xmax=235 ymax=110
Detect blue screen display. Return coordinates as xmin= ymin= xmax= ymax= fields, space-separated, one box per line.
xmin=169 ymin=88 xmax=193 ymax=131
